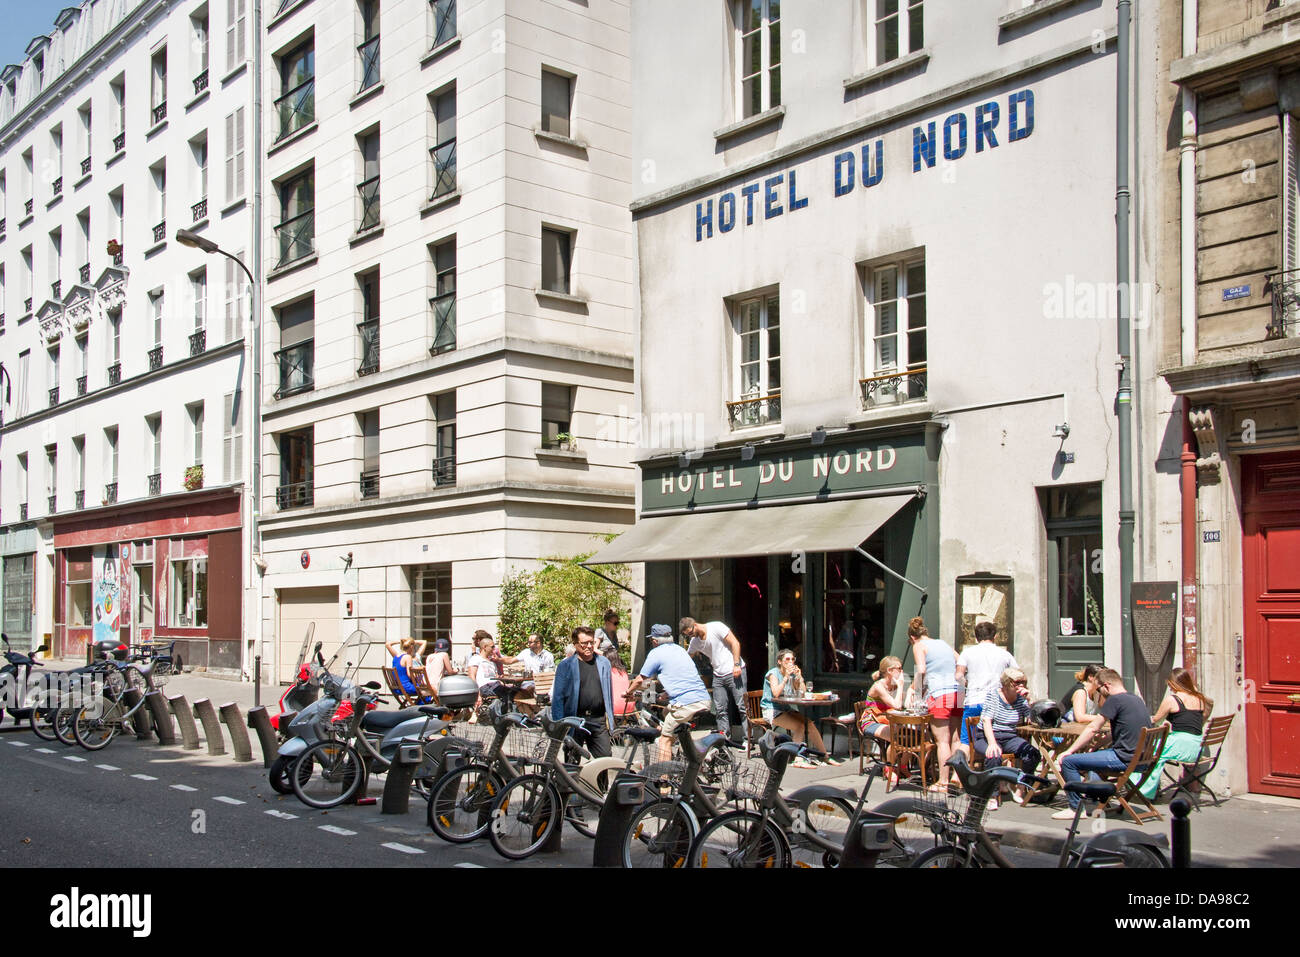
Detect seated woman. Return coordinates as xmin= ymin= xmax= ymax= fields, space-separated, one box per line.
xmin=761 ymin=650 xmax=843 ymax=768
xmin=858 ymin=656 xmax=905 ymax=784
xmin=1059 ymin=664 xmax=1101 ymax=722
xmin=1133 ymin=666 xmax=1210 ymax=800
xmin=974 ymin=668 xmax=1040 ymax=807
xmin=606 ymin=650 xmax=637 ymax=722
xmin=385 ymin=637 xmax=429 ymax=703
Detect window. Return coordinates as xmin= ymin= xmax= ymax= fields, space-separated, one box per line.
xmin=410 ymin=563 xmax=451 ymax=643
xmin=541 ymin=69 xmax=572 ymax=137
xmin=357 ymin=129 xmax=380 ymax=231
xmin=359 ymin=409 xmax=379 ymax=499
xmin=111 ymin=76 xmax=126 ymax=138
xmin=822 ymin=542 xmax=888 ymax=675
xmin=191 ymin=269 xmax=207 ymax=332
xmin=16 ymin=351 xmax=29 ymax=418
xmin=224 ymin=251 xmax=246 ymax=342
xmin=277 ymin=427 xmax=314 ymax=509
xmin=34 ymin=53 xmax=44 ymax=91
xmin=171 ymin=554 xmax=207 ymax=627
xmin=541 ymin=384 xmax=574 ymax=450
xmin=48 ymin=346 xmax=59 ymax=399
xmin=192 ymin=9 xmax=210 ymax=80
xmin=76 ymin=210 xmax=90 ymax=276
xmin=275 ymin=168 xmax=314 ymax=266
xmin=224 ymin=108 xmax=246 ymax=203
xmin=430 ymin=86 xmax=456 ymax=198
xmin=358 ymin=270 xmax=380 ymax=375
xmin=45 ymin=445 xmax=57 ymax=512
xmin=736 ymin=0 xmax=780 ymax=119
xmin=78 ymin=104 xmax=92 ymax=165
xmin=864 ymin=257 xmax=926 ymax=405
xmin=358 ymin=0 xmax=380 ymax=93
xmin=17 ymin=453 xmax=29 ymax=508
xmin=109 ymin=188 xmax=124 ymax=248
xmin=48 ymin=229 xmax=62 ymax=295
xmin=873 ymin=0 xmax=923 ymax=66
xmin=21 ymin=149 xmax=33 ymax=210
xmin=21 ymin=247 xmax=32 ymax=311
xmin=73 ymin=436 xmax=85 ymax=493
xmin=150 ymin=46 xmax=168 ymax=124
xmin=729 ymin=291 xmax=780 ymax=428
xmin=50 ymin=126 xmax=63 ymax=193
xmin=433 ymin=392 xmax=455 ymax=485
xmin=150 ymin=291 xmax=164 ymax=346
xmin=431 ymin=0 xmax=455 ymax=47
xmin=430 ymin=237 xmax=456 ymax=354
xmin=191 ymin=134 xmax=209 ymax=211
xmin=275 ymin=298 xmax=314 ymax=396
xmin=105 ymin=427 xmax=119 ymax=485
xmin=226 ymin=0 xmax=247 ymax=73
xmin=541 ymin=227 xmax=572 ymax=294
xmin=188 ymin=402 xmax=204 ymax=465
xmin=222 ymin=391 xmax=243 ymax=483
xmin=276 ymin=39 xmax=315 ymax=141
xmin=150 ymin=161 xmax=167 ymax=238
xmin=68 ymin=560 xmax=94 ymax=627
xmin=147 ymin=414 xmax=162 ymax=478
xmin=75 ymin=335 xmax=87 ymax=392
xmin=108 ymin=310 xmax=121 ymax=365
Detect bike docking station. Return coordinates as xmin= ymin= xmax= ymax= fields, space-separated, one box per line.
xmin=382 ymin=739 xmax=426 ymax=815
xmin=592 ymin=771 xmax=648 ymax=867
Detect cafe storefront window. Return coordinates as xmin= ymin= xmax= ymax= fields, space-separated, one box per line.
xmin=821 ymin=533 xmax=887 ymax=676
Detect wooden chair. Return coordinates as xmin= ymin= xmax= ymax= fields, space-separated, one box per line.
xmin=409 ymin=666 xmax=439 ymax=705
xmin=819 ymin=699 xmax=867 ymax=762
xmin=1098 ymin=723 xmax=1169 ymax=825
xmin=1158 ymin=713 xmax=1234 ymax=809
xmin=531 ymin=671 xmax=555 ymax=705
xmin=885 ymin=713 xmax=935 ymax=790
xmin=382 ymin=666 xmax=416 ymax=708
xmin=743 ymin=690 xmax=772 ymax=759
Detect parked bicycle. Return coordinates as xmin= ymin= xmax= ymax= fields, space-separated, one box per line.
xmin=67 ymin=657 xmax=155 ymax=751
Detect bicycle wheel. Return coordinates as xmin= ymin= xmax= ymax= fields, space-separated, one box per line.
xmin=488 ymin=774 xmax=560 ymax=860
xmin=788 ymin=796 xmax=855 ymax=868
xmin=53 ymin=706 xmax=78 ymax=747
xmin=268 ymin=754 xmax=314 ymax=795
xmin=564 ymin=793 xmax=601 ymax=840
xmin=27 ymin=686 xmax=57 ymax=742
xmin=621 ymin=798 xmax=696 ymax=869
xmin=1099 ymin=844 xmax=1168 ymax=869
xmin=124 ymin=665 xmax=149 ymax=697
xmin=73 ymin=704 xmax=118 ymax=751
xmin=292 ymin=740 xmax=365 ymax=809
xmin=869 ymin=796 xmax=937 ymax=868
xmin=689 ymin=810 xmax=791 ymax=869
xmin=912 ymin=845 xmax=980 ymax=868
xmin=427 ymin=765 xmax=504 ymax=844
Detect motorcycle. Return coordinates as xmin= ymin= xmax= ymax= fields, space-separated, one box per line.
xmin=1 ymin=634 xmax=50 ymax=728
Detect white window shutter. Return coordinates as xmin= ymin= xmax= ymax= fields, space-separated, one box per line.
xmin=226 ymin=0 xmax=246 ymax=74
xmin=224 ymin=111 xmax=235 ymax=203
xmin=1285 ymin=112 xmax=1298 ymax=272
xmin=235 ymin=107 xmax=245 ymax=198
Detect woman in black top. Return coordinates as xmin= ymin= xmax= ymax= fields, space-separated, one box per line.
xmin=1059 ymin=664 xmax=1100 ymax=722
xmin=1134 ymin=666 xmax=1212 ymax=800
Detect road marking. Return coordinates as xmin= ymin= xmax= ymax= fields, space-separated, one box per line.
xmin=381 ymin=842 xmax=425 ymax=855
xmin=319 ymin=825 xmax=356 ymax=836
xmin=453 ymin=862 xmax=485 ymax=869
xmin=96 ymin=764 xmax=120 ymax=771
xmin=131 ymin=773 xmax=158 ymax=781
xmin=35 ymin=748 xmax=56 ymax=754
xmin=213 ymin=796 xmax=245 ymax=806
xmin=9 ymin=741 xmax=29 ymax=747
xmin=63 ymin=755 xmax=87 ymax=762
xmin=170 ymin=784 xmax=198 ymax=792
xmin=265 ymin=809 xmax=298 ymax=820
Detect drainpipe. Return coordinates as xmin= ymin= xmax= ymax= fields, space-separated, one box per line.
xmin=251 ymin=0 xmax=265 ymax=677
xmin=1116 ymin=0 xmax=1135 ymax=680
xmin=1180 ymin=0 xmax=1198 ymax=365
xmin=1181 ymin=397 xmax=1199 ymax=677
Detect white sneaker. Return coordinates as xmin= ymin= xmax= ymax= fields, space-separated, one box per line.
xmin=1051 ymin=808 xmax=1077 ymax=821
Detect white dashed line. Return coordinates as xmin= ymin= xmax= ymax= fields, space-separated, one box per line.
xmin=265 ymin=809 xmax=298 ymax=820
xmin=63 ymin=755 xmax=87 ymax=763
xmin=382 ymin=842 xmax=425 ymax=855
xmin=170 ymin=784 xmax=198 ymax=792
xmin=453 ymin=862 xmax=485 ymax=868
xmin=131 ymin=774 xmax=158 ymax=781
xmin=96 ymin=764 xmax=120 ymax=771
xmin=9 ymin=740 xmax=29 ymax=747
xmin=213 ymin=796 xmax=245 ymax=806
xmin=319 ymin=825 xmax=356 ymax=836
xmin=35 ymin=748 xmax=56 ymax=754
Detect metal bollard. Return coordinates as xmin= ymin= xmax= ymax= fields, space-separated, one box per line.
xmin=1171 ymin=797 xmax=1191 ymax=869
xmin=121 ymin=689 xmax=153 ymax=740
xmin=192 ymin=698 xmax=226 ymax=756
xmin=246 ymin=706 xmax=278 ymax=768
xmin=145 ymin=691 xmax=176 ymax=744
xmin=219 ymin=702 xmax=253 ymax=762
xmin=254 ymin=655 xmax=262 ymax=709
xmin=592 ymin=773 xmax=647 ymax=867
xmin=168 ymin=695 xmax=202 ymax=751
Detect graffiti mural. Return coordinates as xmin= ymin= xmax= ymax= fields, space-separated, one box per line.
xmin=92 ymin=545 xmax=121 ymax=644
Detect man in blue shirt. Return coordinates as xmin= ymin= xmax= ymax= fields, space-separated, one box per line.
xmin=625 ymin=624 xmax=711 ymax=762
xmin=551 ymin=626 xmax=615 ymax=757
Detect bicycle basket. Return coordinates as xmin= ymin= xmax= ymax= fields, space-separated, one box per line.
xmin=443 ymin=721 xmax=495 ymax=758
xmin=149 ymin=658 xmax=173 ymax=688
xmin=503 ymin=725 xmax=548 ymax=763
xmin=919 ymin=784 xmax=975 ymax=830
xmin=727 ymin=761 xmax=774 ymax=804
xmin=642 ymin=761 xmax=687 ymax=794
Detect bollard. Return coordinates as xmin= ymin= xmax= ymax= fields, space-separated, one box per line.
xmin=1171 ymin=797 xmax=1191 ymax=869
xmin=145 ymin=691 xmax=176 ymax=744
xmin=121 ymin=689 xmax=153 ymax=740
xmin=254 ymin=656 xmax=262 ymax=709
xmin=381 ymin=739 xmax=424 ymax=815
xmin=168 ymin=694 xmax=202 ymax=750
xmin=219 ymin=702 xmax=253 ymax=762
xmin=247 ymin=706 xmax=278 ymax=768
xmin=192 ymin=698 xmax=226 ymax=756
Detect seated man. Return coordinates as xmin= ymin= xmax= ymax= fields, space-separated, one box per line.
xmin=972 ymin=667 xmax=1039 ymax=806
xmin=625 ymin=624 xmax=712 ymax=763
xmin=516 ymin=633 xmax=556 ymax=674
xmin=465 ymin=631 xmax=520 ymax=712
xmin=1053 ymin=667 xmax=1149 ymax=820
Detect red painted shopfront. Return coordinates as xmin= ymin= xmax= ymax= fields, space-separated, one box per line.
xmin=52 ymin=489 xmax=243 ymax=671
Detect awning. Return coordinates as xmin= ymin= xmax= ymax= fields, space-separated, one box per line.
xmin=585 ymin=493 xmax=917 ymax=566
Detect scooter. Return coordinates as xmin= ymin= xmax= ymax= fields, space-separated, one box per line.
xmin=1 ymin=634 xmax=50 ymax=727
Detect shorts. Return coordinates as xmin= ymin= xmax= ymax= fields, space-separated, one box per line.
xmin=926 ymin=692 xmax=963 ymax=721
xmin=660 ymin=699 xmax=710 ymax=740
xmin=861 ymin=721 xmax=889 ymax=739
xmin=959 ymin=704 xmax=984 ymax=744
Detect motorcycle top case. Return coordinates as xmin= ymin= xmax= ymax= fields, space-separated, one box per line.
xmin=437 ymin=675 xmax=479 ymax=709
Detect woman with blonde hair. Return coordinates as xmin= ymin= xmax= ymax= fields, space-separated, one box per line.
xmin=904 ymin=616 xmax=962 ymax=792
xmin=1133 ymin=666 xmax=1212 ymax=800
xmin=859 ymin=656 xmax=905 ymax=744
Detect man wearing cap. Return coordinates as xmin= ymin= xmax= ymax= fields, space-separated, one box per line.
xmin=551 ymin=626 xmax=615 ymax=757
xmin=680 ymin=616 xmax=747 ymax=744
xmin=626 ymin=625 xmax=712 ymax=763
xmin=423 ymin=637 xmax=457 ymax=686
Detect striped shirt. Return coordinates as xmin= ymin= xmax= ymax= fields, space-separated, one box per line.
xmin=983 ymin=686 xmax=1031 ymax=733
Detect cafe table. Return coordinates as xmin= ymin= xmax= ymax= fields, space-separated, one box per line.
xmin=773 ymin=693 xmax=841 ymax=712
xmin=1015 ymin=721 xmax=1111 ymax=800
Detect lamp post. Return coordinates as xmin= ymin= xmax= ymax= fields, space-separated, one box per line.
xmin=176 ymin=228 xmax=262 ymax=684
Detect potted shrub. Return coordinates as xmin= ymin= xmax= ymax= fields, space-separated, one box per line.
xmin=106 ymin=239 xmax=122 ymax=257
xmin=553 ymin=432 xmax=576 ymax=451
xmin=184 ymin=464 xmax=204 ymax=491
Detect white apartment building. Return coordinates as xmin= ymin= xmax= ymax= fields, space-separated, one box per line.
xmin=0 ymin=0 xmax=257 ymax=672
xmin=255 ymin=0 xmax=636 ymax=677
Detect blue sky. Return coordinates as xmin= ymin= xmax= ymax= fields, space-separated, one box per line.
xmin=1 ymin=2 xmax=77 ymax=72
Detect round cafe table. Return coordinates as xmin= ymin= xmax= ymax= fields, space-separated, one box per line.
xmin=774 ymin=694 xmax=841 ymax=711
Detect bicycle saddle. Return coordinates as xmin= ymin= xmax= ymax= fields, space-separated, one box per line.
xmin=947 ymin=751 xmax=1019 ymax=798
xmin=361 ymin=707 xmax=426 ymax=730
xmin=418 ymin=705 xmax=452 ymax=719
xmin=619 ymin=726 xmax=660 ymax=743
xmin=758 ymin=732 xmax=802 ymax=770
xmin=1064 ymin=780 xmax=1116 ymax=801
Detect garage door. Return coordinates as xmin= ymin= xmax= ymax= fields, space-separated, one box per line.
xmin=278 ymin=587 xmax=340 ymax=684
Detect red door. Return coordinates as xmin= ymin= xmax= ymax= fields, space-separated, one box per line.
xmin=1242 ymin=452 xmax=1300 ymax=799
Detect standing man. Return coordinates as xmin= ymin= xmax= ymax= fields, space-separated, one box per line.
xmin=680 ymin=616 xmax=746 ymax=743
xmin=595 ymin=609 xmax=620 ymax=655
xmin=626 ymin=625 xmax=711 ymax=762
xmin=551 ymin=626 xmax=615 ymax=757
xmin=1052 ymin=668 xmax=1151 ymax=820
xmin=954 ymin=620 xmax=1018 ymax=760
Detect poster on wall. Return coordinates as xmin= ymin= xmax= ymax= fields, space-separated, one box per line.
xmin=92 ymin=545 xmax=121 ymax=644
xmin=954 ymin=572 xmax=1014 ymax=652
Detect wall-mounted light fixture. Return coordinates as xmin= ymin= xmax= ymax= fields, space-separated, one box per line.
xmin=811 ymin=426 xmax=827 ymax=446
xmin=740 ymin=443 xmax=755 ymax=461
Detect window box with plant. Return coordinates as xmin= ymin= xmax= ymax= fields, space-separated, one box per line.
xmin=184 ymin=464 xmax=204 ymax=490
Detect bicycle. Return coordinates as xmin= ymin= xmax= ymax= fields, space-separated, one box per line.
xmin=69 ymin=658 xmax=154 ymax=751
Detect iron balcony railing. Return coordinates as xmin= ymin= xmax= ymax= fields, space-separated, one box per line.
xmin=113 ymin=131 xmax=125 ymax=153
xmin=433 ymin=455 xmax=456 ymax=486
xmin=51 ymin=281 xmax=61 ymax=300
xmin=357 ymin=176 xmax=380 ymax=231
xmin=104 ymin=482 xmax=117 ymax=505
xmin=360 ymin=467 xmax=379 ymax=500
xmin=357 ymin=318 xmax=379 ymax=376
xmin=148 ymin=472 xmax=161 ymax=496
xmin=193 ymin=70 xmax=209 ymax=95
xmin=52 ymin=177 xmax=62 ymax=198
xmin=113 ymin=250 xmax=124 ymax=267
xmin=275 ymin=209 xmax=314 ymax=267
xmin=79 ymin=262 xmax=90 ymax=283
xmin=148 ymin=345 xmax=163 ymax=371
xmin=430 ymin=139 xmax=456 ymax=198
xmin=192 ymin=198 xmax=207 ymax=222
xmin=358 ymin=36 xmax=380 ymax=92
xmin=189 ymin=329 xmax=206 ymax=356
xmin=275 ymin=340 xmax=314 ymax=397
xmin=859 ymin=366 xmax=928 ymax=409
xmin=48 ymin=387 xmax=59 ymax=407
xmin=433 ymin=0 xmax=456 ymax=47
xmin=81 ymin=157 xmax=91 ymax=176
xmin=430 ymin=292 xmax=456 ymax=355
xmin=726 ymin=391 xmax=781 ymax=430
xmin=76 ymin=375 xmax=87 ymax=396
xmin=275 ymin=77 xmax=315 ymax=141
xmin=75 ymin=490 xmax=84 ymax=510
xmin=19 ymin=503 xmax=27 ymax=521
xmin=0 ymin=314 xmax=5 ymax=334
xmin=276 ymin=480 xmax=313 ymax=510
xmin=48 ymin=495 xmax=57 ymax=514
xmin=153 ymin=221 xmax=167 ymax=243
xmin=24 ymin=297 xmax=33 ymax=314
xmin=0 ymin=218 xmax=6 ymax=235
xmin=1264 ymin=269 xmax=1300 ymax=340
xmin=24 ymin=198 xmax=33 ymax=216
xmin=108 ymin=361 xmax=121 ymax=385
xmin=152 ymin=102 xmax=167 ymax=125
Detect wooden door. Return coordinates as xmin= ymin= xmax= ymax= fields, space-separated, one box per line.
xmin=1243 ymin=452 xmax=1300 ymax=799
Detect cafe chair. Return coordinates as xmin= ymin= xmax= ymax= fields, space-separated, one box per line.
xmin=1157 ymin=713 xmax=1234 ymax=810
xmin=1098 ymin=723 xmax=1170 ymax=825
xmin=885 ymin=712 xmax=934 ymax=791
xmin=819 ymin=700 xmax=869 ymax=764
xmin=382 ymin=666 xmax=417 ymax=708
xmin=743 ymin=691 xmax=772 ymax=759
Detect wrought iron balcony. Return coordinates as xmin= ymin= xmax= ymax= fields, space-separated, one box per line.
xmin=148 ymin=345 xmax=163 ymax=371
xmin=152 ymin=102 xmax=167 ymax=125
xmin=357 ymin=176 xmax=380 ymax=231
xmin=192 ymin=198 xmax=207 ymax=222
xmin=51 ymin=281 xmax=61 ymax=300
xmin=75 ymin=490 xmax=84 ymax=510
xmin=76 ymin=374 xmax=87 ymax=396
xmin=726 ymin=392 xmax=781 ymax=430
xmin=358 ymin=36 xmax=380 ymax=93
xmin=79 ymin=262 xmax=90 ymax=283
xmin=80 ymin=156 xmax=91 ymax=176
xmin=24 ymin=297 xmax=32 ymax=314
xmin=357 ymin=318 xmax=379 ymax=376
xmin=0 ymin=218 xmax=6 ymax=235
xmin=113 ymin=250 xmax=123 ymax=267
xmin=193 ymin=70 xmax=209 ymax=95
xmin=19 ymin=503 xmax=27 ymax=522
xmin=859 ymin=367 xmax=928 ymax=409
xmin=275 ymin=77 xmax=315 ymax=141
xmin=108 ymin=361 xmax=121 ymax=385
xmin=104 ymin=482 xmax=117 ymax=506
xmin=430 ymin=292 xmax=456 ymax=355
xmin=1265 ymin=269 xmax=1300 ymax=339
xmin=275 ymin=340 xmax=314 ymax=397
xmin=0 ymin=314 xmax=5 ymax=334
xmin=360 ymin=468 xmax=379 ymax=500
xmin=148 ymin=472 xmax=161 ymax=496
xmin=48 ymin=387 xmax=59 ymax=407
xmin=430 ymin=139 xmax=457 ymax=199
xmin=189 ymin=329 xmax=206 ymax=356
xmin=113 ymin=131 xmax=125 ymax=153
xmin=433 ymin=0 xmax=456 ymax=47
xmin=276 ymin=480 xmax=313 ymax=510
xmin=24 ymin=198 xmax=33 ymax=216
xmin=153 ymin=221 xmax=166 ymax=243
xmin=52 ymin=177 xmax=62 ymax=198
xmin=48 ymin=495 xmax=56 ymax=514
xmin=433 ymin=455 xmax=457 ymax=487
xmin=275 ymin=209 xmax=315 ymax=267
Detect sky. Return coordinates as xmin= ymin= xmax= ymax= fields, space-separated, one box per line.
xmin=0 ymin=1 xmax=79 ymax=72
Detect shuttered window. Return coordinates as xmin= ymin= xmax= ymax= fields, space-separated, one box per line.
xmin=223 ymin=391 xmax=243 ymax=483
xmin=226 ymin=0 xmax=247 ymax=74
xmin=224 ymin=108 xmax=245 ymax=204
xmin=1284 ymin=111 xmax=1298 ymax=272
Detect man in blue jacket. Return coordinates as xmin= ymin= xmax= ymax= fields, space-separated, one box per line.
xmin=551 ymin=626 xmax=615 ymax=757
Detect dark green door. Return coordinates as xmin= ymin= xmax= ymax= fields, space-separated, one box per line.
xmin=1044 ymin=486 xmax=1105 ymax=703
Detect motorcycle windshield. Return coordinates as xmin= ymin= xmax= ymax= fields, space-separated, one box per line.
xmin=324 ymin=628 xmax=385 ymax=684
xmin=293 ymin=622 xmax=316 ymax=679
